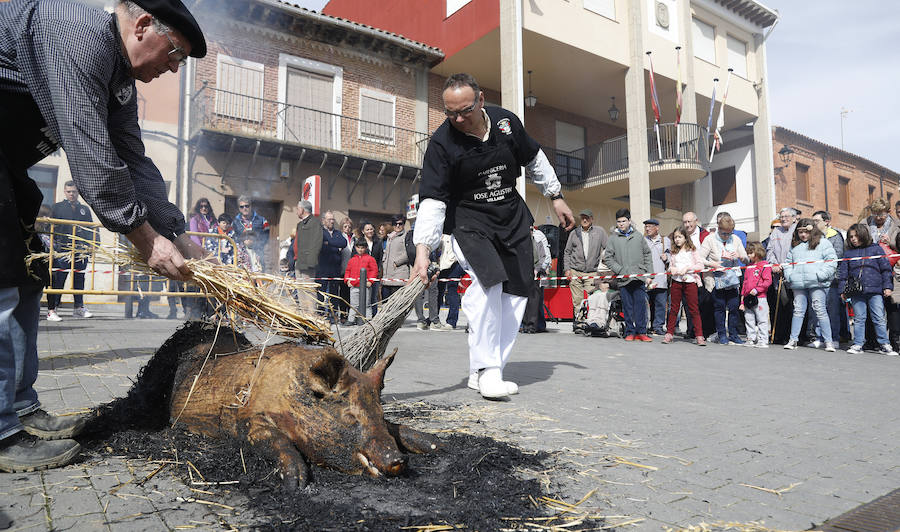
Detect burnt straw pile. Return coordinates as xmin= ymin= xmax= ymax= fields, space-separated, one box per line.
xmin=82 ymin=412 xmax=604 ymax=531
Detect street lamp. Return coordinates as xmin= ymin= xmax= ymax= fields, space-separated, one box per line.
xmin=608 ymin=96 xmax=619 ymax=122
xmin=778 ymin=145 xmax=794 ymax=166
xmin=524 ymin=70 xmax=537 ymax=108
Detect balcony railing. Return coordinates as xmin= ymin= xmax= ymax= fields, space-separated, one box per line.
xmin=545 ymin=123 xmax=709 ymax=189
xmin=190 ymin=85 xmax=431 ymax=168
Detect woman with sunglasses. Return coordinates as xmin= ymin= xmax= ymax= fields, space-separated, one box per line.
xmin=410 ymin=73 xmax=574 ymax=400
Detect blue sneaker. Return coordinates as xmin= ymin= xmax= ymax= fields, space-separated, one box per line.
xmin=718 ymin=336 xmax=729 ymax=345
xmin=729 ymin=337 xmax=745 ymax=345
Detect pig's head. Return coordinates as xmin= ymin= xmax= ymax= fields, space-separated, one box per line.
xmin=286 ymin=347 xmax=406 ymax=477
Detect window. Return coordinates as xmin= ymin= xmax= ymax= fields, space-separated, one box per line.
xmin=446 ymin=0 xmax=471 ymax=17
xmin=868 ymin=185 xmax=876 ymax=204
xmin=795 ymin=163 xmax=810 ymax=203
xmin=359 ymin=89 xmax=396 ymax=143
xmin=888 ymin=192 xmax=893 ymax=206
xmin=650 ymin=187 xmax=666 ymax=209
xmin=839 ymin=177 xmax=850 ymax=211
xmin=726 ymin=35 xmax=747 ymax=78
xmin=584 ymin=0 xmax=615 ymax=20
xmin=27 ymin=166 xmax=58 ymax=208
xmin=711 ymin=166 xmax=736 ymax=206
xmin=216 ymin=54 xmax=264 ymax=122
xmin=692 ymin=18 xmax=716 ymax=64
xmin=554 ymin=121 xmax=586 ymax=185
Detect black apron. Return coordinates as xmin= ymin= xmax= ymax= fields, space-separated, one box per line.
xmin=451 ymin=139 xmax=533 ymax=297
xmin=0 ymin=92 xmax=59 ymax=288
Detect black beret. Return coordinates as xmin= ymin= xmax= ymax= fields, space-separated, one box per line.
xmin=132 ymin=0 xmax=207 ymax=58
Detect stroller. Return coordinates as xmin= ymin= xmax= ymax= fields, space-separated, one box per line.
xmin=573 ymin=289 xmax=625 ymax=338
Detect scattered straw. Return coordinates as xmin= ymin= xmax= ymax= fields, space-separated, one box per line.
xmin=665 ymin=522 xmax=799 ymax=532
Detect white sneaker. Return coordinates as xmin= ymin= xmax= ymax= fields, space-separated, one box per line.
xmin=756 ymin=343 xmax=770 ymax=348
xmin=879 ymin=344 xmax=899 ymax=356
xmin=806 ymin=340 xmax=822 ymax=349
xmin=73 ymin=307 xmax=93 ymax=318
xmin=824 ymin=343 xmax=836 ymax=352
xmin=847 ymin=344 xmax=863 ymax=355
xmin=430 ymin=322 xmax=452 ymax=331
xmin=783 ymin=340 xmax=798 ymax=349
xmin=468 ymin=370 xmax=518 ymax=394
xmin=46 ymin=310 xmax=62 ymax=322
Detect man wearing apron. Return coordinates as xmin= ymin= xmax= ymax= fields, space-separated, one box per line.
xmin=0 ymin=0 xmax=207 ymax=471
xmin=412 ymin=73 xmax=575 ymax=399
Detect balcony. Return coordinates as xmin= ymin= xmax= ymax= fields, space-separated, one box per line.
xmin=189 ymin=85 xmax=431 ymax=173
xmin=543 ymin=123 xmax=710 ymax=196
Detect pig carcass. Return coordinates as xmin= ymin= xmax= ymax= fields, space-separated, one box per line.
xmin=94 ymin=322 xmax=440 ymax=489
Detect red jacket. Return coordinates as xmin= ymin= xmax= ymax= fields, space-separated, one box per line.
xmin=345 ymin=254 xmax=378 ymax=287
xmin=742 ymin=260 xmax=773 ymax=297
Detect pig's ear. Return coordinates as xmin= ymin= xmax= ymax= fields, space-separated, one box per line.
xmin=309 ymin=349 xmax=346 ymax=395
xmin=366 ymin=348 xmax=397 ymax=390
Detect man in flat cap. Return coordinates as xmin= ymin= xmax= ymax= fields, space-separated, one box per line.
xmin=0 ymin=0 xmax=207 ymax=471
xmin=563 ymin=208 xmax=608 ymax=328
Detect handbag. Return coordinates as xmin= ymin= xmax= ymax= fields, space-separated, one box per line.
xmin=843 ymin=258 xmax=864 ymax=297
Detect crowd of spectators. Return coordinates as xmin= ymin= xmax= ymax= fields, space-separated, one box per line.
xmin=573 ymin=199 xmax=900 ymax=356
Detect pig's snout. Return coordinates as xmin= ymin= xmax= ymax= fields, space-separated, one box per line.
xmin=356 ymin=450 xmax=407 ymax=477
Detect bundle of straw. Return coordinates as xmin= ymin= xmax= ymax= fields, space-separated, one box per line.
xmin=338 ymin=267 xmax=435 ymax=371
xmin=31 ymin=234 xmax=332 ymax=343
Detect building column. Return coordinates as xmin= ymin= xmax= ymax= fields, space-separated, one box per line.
xmin=752 ymin=33 xmax=776 ymax=230
xmin=678 ymin=0 xmax=698 ymax=213
xmin=625 ymin=0 xmax=650 ymax=223
xmin=499 ymin=0 xmax=526 ymax=198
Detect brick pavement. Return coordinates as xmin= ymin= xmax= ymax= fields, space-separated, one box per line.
xmin=2 ymin=304 xmax=899 ymax=530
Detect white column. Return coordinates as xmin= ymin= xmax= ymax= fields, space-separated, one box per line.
xmin=500 ymin=0 xmax=526 ymax=198
xmin=752 ymin=32 xmax=776 ymax=230
xmin=625 ymin=0 xmax=650 ymax=223
xmin=414 ymin=65 xmax=429 ymax=135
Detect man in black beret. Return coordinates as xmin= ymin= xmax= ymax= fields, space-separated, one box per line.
xmin=0 ymin=0 xmax=207 ymax=472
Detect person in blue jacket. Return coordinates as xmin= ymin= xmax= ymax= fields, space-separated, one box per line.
xmin=838 ymin=223 xmax=897 ymax=356
xmin=783 ymin=218 xmax=837 ymax=351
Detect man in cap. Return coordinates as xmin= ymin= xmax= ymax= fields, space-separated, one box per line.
xmin=410 ymin=73 xmax=574 ymax=399
xmin=643 ymin=218 xmax=670 ymax=335
xmin=563 ymin=208 xmax=608 ymax=328
xmin=0 ymin=0 xmax=208 ymax=472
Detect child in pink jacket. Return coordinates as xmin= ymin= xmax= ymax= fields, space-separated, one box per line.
xmin=740 ymin=241 xmax=773 ymax=347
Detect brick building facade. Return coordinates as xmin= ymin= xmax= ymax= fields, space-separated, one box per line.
xmin=773 ymin=126 xmax=899 ymax=230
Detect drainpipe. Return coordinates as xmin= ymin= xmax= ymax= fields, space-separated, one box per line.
xmin=822 ymin=148 xmax=829 ymax=213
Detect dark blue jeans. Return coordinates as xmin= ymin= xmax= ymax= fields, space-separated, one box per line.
xmin=648 ymin=288 xmax=667 ymax=333
xmin=438 ymin=263 xmax=464 ymax=327
xmin=712 ymin=287 xmax=741 ymax=341
xmin=620 ymin=281 xmax=648 ymax=336
xmin=0 ymin=285 xmax=42 ymax=441
xmin=47 ymin=257 xmax=86 ymax=310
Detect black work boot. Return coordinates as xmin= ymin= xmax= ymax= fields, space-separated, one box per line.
xmin=0 ymin=431 xmax=81 ymax=473
xmin=20 ymin=409 xmax=87 ymax=440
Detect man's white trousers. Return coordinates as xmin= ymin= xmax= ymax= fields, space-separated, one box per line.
xmin=452 ymin=238 xmax=527 ymax=375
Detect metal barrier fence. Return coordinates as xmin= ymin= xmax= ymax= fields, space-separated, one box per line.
xmin=37 ymin=218 xmax=240 ymax=298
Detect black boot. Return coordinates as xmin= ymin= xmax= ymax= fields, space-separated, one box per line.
xmin=0 ymin=431 xmax=81 ymax=473
xmin=20 ymin=409 xmax=87 ymax=440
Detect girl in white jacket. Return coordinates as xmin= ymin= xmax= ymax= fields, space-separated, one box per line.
xmin=663 ymin=226 xmax=706 ymax=346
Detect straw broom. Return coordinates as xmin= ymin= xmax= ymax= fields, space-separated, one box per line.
xmin=28 ymin=233 xmax=332 ymax=343
xmin=338 ymin=267 xmax=435 ymax=371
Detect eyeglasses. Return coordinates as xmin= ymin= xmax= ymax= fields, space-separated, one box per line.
xmin=163 ymin=31 xmax=188 ymax=67
xmin=199 ymin=204 xmax=210 ymax=209
xmin=239 ymin=204 xmax=251 ymax=209
xmin=394 ymin=221 xmax=404 ymax=226
xmin=444 ymin=93 xmax=480 ymax=119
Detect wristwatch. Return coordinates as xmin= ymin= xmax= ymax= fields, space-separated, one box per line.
xmin=550 ymin=193 xmax=564 ymax=201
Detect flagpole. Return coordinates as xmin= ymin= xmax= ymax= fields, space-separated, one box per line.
xmin=710 ymin=68 xmax=733 ymax=164
xmin=675 ymin=46 xmax=682 ymax=161
xmin=646 ymin=52 xmax=663 ymax=163
xmin=706 ymin=77 xmax=718 ymax=161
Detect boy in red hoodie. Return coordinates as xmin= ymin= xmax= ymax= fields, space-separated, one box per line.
xmin=345 ymin=240 xmax=378 ymax=323
xmin=740 ymin=241 xmax=773 ymax=348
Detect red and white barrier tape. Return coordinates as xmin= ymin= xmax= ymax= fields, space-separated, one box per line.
xmin=48 ymin=252 xmax=900 ymax=283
